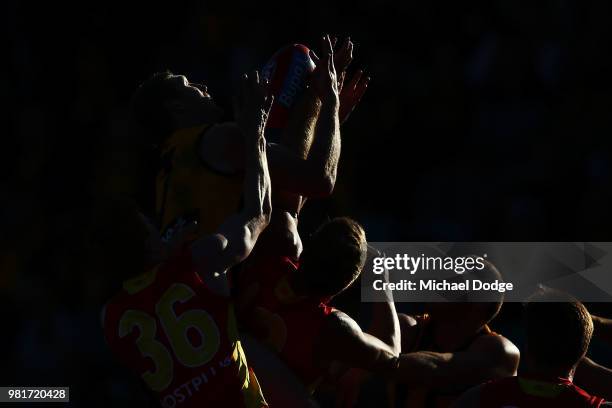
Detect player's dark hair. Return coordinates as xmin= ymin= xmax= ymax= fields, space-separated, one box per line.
xmin=298 ymin=217 xmax=368 ymax=298
xmin=131 ymin=71 xmax=180 ymax=147
xmin=524 ymin=289 xmax=593 ymax=372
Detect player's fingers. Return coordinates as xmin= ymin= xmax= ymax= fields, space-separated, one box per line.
xmin=322 ymin=34 xmax=333 ymax=55
xmin=251 ymin=70 xmax=260 ymax=86
xmin=337 ymin=37 xmax=350 ymax=58
xmin=338 ymin=71 xmax=346 ymax=91
xmin=348 ymin=69 xmax=363 ymax=90
xmin=263 ymin=94 xmax=274 ymax=115
xmin=346 ymin=40 xmax=354 ymax=61
xmin=335 ymin=41 xmax=353 ymax=71
xmin=340 ymin=36 xmax=350 ymax=52
xmin=332 ymin=36 xmax=338 ymax=48
xmin=327 ymin=52 xmax=335 ymax=74
xmin=355 ymin=76 xmax=370 ymax=100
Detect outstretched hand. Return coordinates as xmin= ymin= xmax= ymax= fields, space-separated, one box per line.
xmin=339 ymin=69 xmax=369 ymax=124
xmin=308 ymin=34 xmax=339 ymax=105
xmin=309 ymin=35 xmax=369 ymax=123
xmin=236 ymin=70 xmax=274 ymax=136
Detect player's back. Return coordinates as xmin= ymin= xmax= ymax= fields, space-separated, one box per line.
xmin=239 ymin=255 xmax=333 ymax=392
xmin=103 ymin=249 xmax=267 ymax=408
xmin=479 ymin=376 xmax=604 ymax=407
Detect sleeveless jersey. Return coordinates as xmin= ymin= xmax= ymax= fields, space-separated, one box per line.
xmin=240 ymin=255 xmax=334 ymax=392
xmin=103 ymin=250 xmax=267 ymax=407
xmin=398 ymin=314 xmax=499 ymax=408
xmin=479 ymin=376 xmax=604 ymax=407
xmin=156 ymin=125 xmax=243 ymax=243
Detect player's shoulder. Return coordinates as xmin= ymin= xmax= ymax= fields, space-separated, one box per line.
xmin=202 ymin=122 xmax=242 ymax=148
xmin=199 ymin=122 xmax=244 ymax=174
xmin=470 ymin=331 xmax=520 ymax=375
xmin=324 ymin=309 xmax=362 ymax=339
xmin=471 ymin=331 xmax=519 ymax=357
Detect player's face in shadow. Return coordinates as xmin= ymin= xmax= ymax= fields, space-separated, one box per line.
xmin=171 ymin=75 xmax=224 ymax=123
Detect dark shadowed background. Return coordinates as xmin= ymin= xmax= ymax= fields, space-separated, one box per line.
xmin=2 ymin=1 xmax=612 ymax=406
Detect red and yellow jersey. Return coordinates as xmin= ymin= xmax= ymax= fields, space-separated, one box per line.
xmin=479 ymin=376 xmax=604 ymax=407
xmin=103 ymin=249 xmax=267 ymax=408
xmin=397 ymin=314 xmax=499 ymax=408
xmin=239 ymin=255 xmax=334 ymax=392
xmin=156 ymin=125 xmax=243 ymax=243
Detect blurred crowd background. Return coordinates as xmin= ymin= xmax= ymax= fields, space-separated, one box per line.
xmin=3 ymin=1 xmax=612 ymax=406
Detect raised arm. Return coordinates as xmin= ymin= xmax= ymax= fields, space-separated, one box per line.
xmin=363 ymin=247 xmax=401 ymax=355
xmin=201 ymin=35 xmax=341 ymax=199
xmin=575 ymin=356 xmax=612 ymax=401
xmin=393 ymin=334 xmax=519 ymax=388
xmin=319 ymin=310 xmax=400 ymax=373
xmin=191 ymin=71 xmax=273 ymax=275
xmin=267 ymin=34 xmax=341 ymax=198
xmin=323 ymin=311 xmax=517 ymax=388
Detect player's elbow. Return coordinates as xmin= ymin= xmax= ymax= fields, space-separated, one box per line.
xmin=241 ymin=212 xmax=271 ymax=253
xmin=307 ymin=170 xmax=336 ymax=197
xmin=320 ymin=173 xmax=336 ymax=196
xmin=389 ymin=335 xmax=402 ymax=357
xmin=245 ymin=202 xmax=272 ymax=230
xmin=485 ymin=337 xmax=521 ymax=379
xmin=254 ymin=202 xmax=272 ymax=230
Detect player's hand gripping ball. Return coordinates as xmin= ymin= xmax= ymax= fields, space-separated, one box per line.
xmin=261 ymin=44 xmax=316 ymax=141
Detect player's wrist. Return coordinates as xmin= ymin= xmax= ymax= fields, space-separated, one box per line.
xmin=320 ymin=94 xmax=340 ymax=110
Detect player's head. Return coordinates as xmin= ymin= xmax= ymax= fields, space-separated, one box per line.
xmin=524 ymin=289 xmax=593 ymax=375
xmin=427 ymin=259 xmax=504 ymax=329
xmin=90 ymin=198 xmax=164 ymax=282
xmin=297 ymin=217 xmax=368 ymax=299
xmin=131 ymin=71 xmax=223 ymax=146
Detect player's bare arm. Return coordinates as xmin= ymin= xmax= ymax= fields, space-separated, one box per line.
xmin=200 ymin=34 xmax=350 ymax=198
xmin=591 ymin=314 xmax=612 ymax=345
xmin=317 ymin=252 xmax=402 ymax=374
xmin=332 ymin=249 xmax=402 ymax=405
xmin=324 ymin=308 xmax=518 ymax=388
xmin=397 ymin=313 xmax=421 ymax=352
xmin=394 ymin=333 xmax=519 ymax=388
xmin=310 ymin=36 xmax=369 ymax=124
xmin=575 ymin=356 xmax=612 ymax=401
xmin=362 ymin=247 xmax=401 ymax=356
xmin=265 ymin=34 xmax=341 ymax=198
xmin=319 ymin=309 xmax=400 ymax=374
xmin=191 ymin=71 xmax=273 ymax=279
